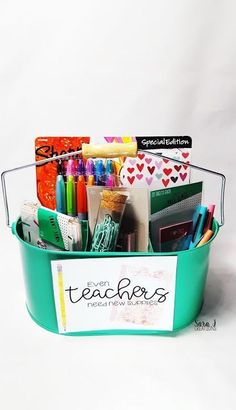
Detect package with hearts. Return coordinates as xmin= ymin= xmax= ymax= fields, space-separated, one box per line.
xmin=119 ymin=136 xmax=192 ymax=191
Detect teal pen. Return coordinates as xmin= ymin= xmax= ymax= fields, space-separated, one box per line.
xmin=56 ymin=176 xmax=66 ymax=214
xmin=189 ymin=205 xmax=208 ymax=249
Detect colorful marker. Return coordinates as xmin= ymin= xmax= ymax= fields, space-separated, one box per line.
xmin=196 ymin=229 xmax=214 ymax=247
xmin=66 ymin=159 xmax=76 ymax=177
xmin=87 ymin=174 xmax=95 ymax=186
xmin=106 ymin=174 xmax=115 ymax=187
xmin=77 ymin=175 xmax=87 ymax=220
xmin=86 ymin=159 xmax=95 ymax=178
xmin=56 ymin=160 xmax=66 ymax=214
xmin=77 ymin=158 xmax=85 ymax=176
xmin=95 ymin=160 xmax=105 ymax=186
xmin=66 ymin=159 xmax=76 ymax=216
xmin=189 ymin=205 xmax=208 ymax=249
xmin=105 ymin=159 xmax=113 ymax=176
xmin=203 ymin=204 xmax=215 ymax=233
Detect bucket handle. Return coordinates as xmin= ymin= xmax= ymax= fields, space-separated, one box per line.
xmin=1 ymin=144 xmax=226 ymax=228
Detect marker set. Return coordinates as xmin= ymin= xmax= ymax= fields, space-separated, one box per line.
xmin=55 ymin=157 xmax=119 ymax=219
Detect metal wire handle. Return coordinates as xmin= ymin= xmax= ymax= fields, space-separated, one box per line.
xmin=1 ymin=148 xmax=226 ymax=227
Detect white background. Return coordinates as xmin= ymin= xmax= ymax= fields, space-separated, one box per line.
xmin=0 ymin=1 xmax=236 ymax=409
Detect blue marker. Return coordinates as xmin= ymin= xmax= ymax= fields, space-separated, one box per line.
xmin=105 ymin=159 xmax=113 ymax=175
xmin=189 ymin=205 xmax=208 ymax=249
xmin=95 ymin=160 xmax=105 ymax=186
xmin=56 ymin=160 xmax=66 ymax=214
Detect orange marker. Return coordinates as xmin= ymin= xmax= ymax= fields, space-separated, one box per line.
xmin=196 ymin=229 xmax=213 ymax=247
xmin=77 ymin=175 xmax=87 ymax=220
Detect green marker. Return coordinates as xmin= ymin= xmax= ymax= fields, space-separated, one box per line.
xmin=66 ymin=175 xmax=76 ymax=216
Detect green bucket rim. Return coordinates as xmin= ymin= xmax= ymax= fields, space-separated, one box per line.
xmin=12 ymin=217 xmax=220 ymax=257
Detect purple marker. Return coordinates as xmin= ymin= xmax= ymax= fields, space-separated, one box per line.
xmin=66 ymin=159 xmax=76 ymax=176
xmin=77 ymin=158 xmax=85 ymax=176
xmin=106 ymin=174 xmax=115 ymax=187
xmin=86 ymin=159 xmax=95 ymax=177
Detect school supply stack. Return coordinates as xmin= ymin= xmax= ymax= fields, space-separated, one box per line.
xmin=1 ymin=136 xmax=226 ymax=336
xmin=19 ymin=136 xmax=216 ymax=253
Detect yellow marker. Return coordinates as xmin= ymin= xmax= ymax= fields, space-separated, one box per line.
xmin=196 ymin=229 xmax=213 ymax=247
xmin=57 ymin=264 xmax=67 ymax=331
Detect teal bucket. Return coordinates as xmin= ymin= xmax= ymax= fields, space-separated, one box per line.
xmin=12 ymin=218 xmax=219 ymax=336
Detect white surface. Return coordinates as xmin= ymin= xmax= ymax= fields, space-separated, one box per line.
xmin=0 ymin=1 xmax=236 ymax=409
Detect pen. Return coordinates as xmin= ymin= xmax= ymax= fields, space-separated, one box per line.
xmin=77 ymin=158 xmax=85 ymax=177
xmin=106 ymin=174 xmax=115 ymax=187
xmin=189 ymin=205 xmax=208 ymax=249
xmin=105 ymin=159 xmax=113 ymax=176
xmin=56 ymin=160 xmax=66 ymax=214
xmin=77 ymin=175 xmax=87 ymax=220
xmin=66 ymin=159 xmax=76 ymax=216
xmin=105 ymin=160 xmax=116 ymax=186
xmin=66 ymin=158 xmax=76 ymax=177
xmin=196 ymin=229 xmax=214 ymax=247
xmin=87 ymin=174 xmax=95 ymax=186
xmin=95 ymin=160 xmax=105 ymax=186
xmin=203 ymin=204 xmax=215 ymax=233
xmin=86 ymin=159 xmax=95 ymax=179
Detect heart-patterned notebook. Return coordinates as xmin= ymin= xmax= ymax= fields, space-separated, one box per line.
xmin=119 ymin=136 xmax=192 ymax=190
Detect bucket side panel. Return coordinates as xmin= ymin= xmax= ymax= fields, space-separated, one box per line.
xmin=19 ymin=243 xmax=59 ymax=332
xmin=173 ymin=245 xmax=210 ymax=330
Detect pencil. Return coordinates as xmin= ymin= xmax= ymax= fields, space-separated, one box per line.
xmin=57 ymin=264 xmax=67 ymax=331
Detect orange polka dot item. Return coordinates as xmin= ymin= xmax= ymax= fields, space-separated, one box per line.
xmin=35 ymin=136 xmax=90 ymax=209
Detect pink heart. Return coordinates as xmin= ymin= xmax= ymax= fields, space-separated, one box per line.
xmin=155 ymin=160 xmax=162 ymax=169
xmin=180 ymin=172 xmax=187 ymax=181
xmin=129 ymin=159 xmax=136 ymax=165
xmin=136 ymin=174 xmax=143 ymax=180
xmin=145 ymin=157 xmax=152 ymax=164
xmin=104 ymin=137 xmax=115 ymax=142
xmin=146 ymin=177 xmax=153 ymax=186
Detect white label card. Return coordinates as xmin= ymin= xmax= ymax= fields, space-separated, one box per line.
xmin=51 ymin=256 xmax=177 ymax=333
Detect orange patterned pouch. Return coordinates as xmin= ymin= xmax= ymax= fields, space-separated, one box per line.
xmin=35 ymin=136 xmax=90 ymax=209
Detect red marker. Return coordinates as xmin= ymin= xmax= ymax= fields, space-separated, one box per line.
xmin=77 ymin=175 xmax=87 ymax=220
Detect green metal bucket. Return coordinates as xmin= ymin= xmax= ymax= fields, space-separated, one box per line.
xmin=12 ymin=218 xmax=219 ymax=336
